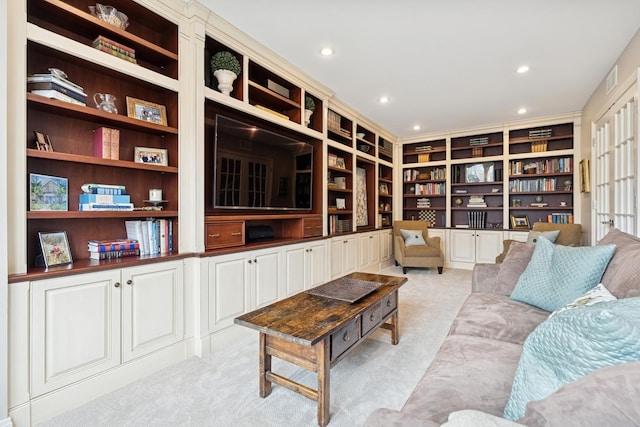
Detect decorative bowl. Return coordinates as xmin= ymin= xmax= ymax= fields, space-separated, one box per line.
xmin=89 ymin=4 xmax=129 ymax=30
xmin=356 ymin=132 xmax=365 ymax=139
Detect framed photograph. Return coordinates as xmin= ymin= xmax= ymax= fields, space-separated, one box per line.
xmin=29 ymin=173 xmax=68 ymax=211
xmin=134 ymin=146 xmax=168 ymax=166
xmin=379 ymin=183 xmax=389 ymax=195
xmin=335 ymin=157 xmax=346 ymax=170
xmin=580 ymin=159 xmax=591 ymax=193
xmin=38 ymin=231 xmax=73 ymax=268
xmin=465 ymin=162 xmax=495 ymax=183
xmin=328 ymin=153 xmax=337 ymax=168
xmin=510 ymin=214 xmax=530 ymax=230
xmin=34 ymin=131 xmax=54 ymax=151
xmin=126 ymin=96 xmax=168 ymax=126
xmin=336 ymin=198 xmax=346 ymax=210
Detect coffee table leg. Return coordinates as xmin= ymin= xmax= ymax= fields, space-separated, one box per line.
xmin=316 ymin=339 xmax=330 ymax=427
xmin=259 ymin=332 xmax=272 ymax=397
xmin=390 ymin=312 xmax=399 ymax=345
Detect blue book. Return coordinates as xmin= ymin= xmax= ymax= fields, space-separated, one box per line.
xmin=79 ymin=194 xmax=130 ymax=204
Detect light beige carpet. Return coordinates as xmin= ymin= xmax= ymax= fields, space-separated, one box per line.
xmin=37 ymin=266 xmax=472 ymax=427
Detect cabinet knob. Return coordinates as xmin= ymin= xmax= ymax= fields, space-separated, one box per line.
xmin=248 ymin=260 xmax=252 ymax=264
xmin=114 ymin=282 xmax=120 ymax=288
xmin=254 ymin=258 xmax=258 ymax=263
xmin=343 ymin=240 xmax=348 ymax=244
xmin=127 ymin=279 xmax=133 ymax=285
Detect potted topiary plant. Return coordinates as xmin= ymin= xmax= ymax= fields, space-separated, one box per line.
xmin=210 ymin=51 xmax=241 ymax=96
xmin=304 ymin=95 xmax=315 ymax=126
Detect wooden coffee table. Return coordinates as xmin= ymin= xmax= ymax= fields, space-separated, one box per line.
xmin=234 ymin=272 xmax=407 ymax=426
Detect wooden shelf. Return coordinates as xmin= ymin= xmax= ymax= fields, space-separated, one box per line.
xmin=27 ymin=149 xmax=178 ymax=173
xmin=27 ymin=210 xmax=178 ymax=219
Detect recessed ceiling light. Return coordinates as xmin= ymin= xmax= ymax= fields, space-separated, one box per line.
xmin=517 ymin=65 xmax=530 ymax=74
xmin=413 ymin=125 xmax=421 ymax=131
xmin=379 ymin=96 xmax=389 ymax=104
xmin=320 ymin=47 xmax=334 ymax=56
xmin=518 ymin=108 xmax=527 ymax=114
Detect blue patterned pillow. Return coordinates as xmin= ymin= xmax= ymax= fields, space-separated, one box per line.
xmin=510 ymin=236 xmax=615 ymax=312
xmin=504 ymin=297 xmax=640 ymax=420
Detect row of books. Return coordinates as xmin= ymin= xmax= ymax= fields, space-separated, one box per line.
xmin=93 ymin=126 xmax=120 ymax=160
xmin=412 ymin=183 xmax=445 ymax=195
xmin=467 ymin=211 xmax=486 ymax=228
xmin=548 ymin=213 xmax=574 ymax=224
xmin=27 ymin=72 xmax=87 ymax=106
xmin=79 ymin=183 xmax=133 ymax=211
xmin=88 ymin=238 xmax=140 ymax=260
xmin=510 ymin=157 xmax=572 ymax=175
xmin=92 ymin=35 xmax=137 ymax=64
xmin=403 ymin=168 xmax=446 ymax=182
xmin=509 ymin=178 xmax=558 ymax=192
xmin=125 ymin=219 xmax=174 ymax=255
xmin=328 ymin=215 xmax=351 ymax=234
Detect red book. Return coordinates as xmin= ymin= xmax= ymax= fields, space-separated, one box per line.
xmin=94 ymin=127 xmax=111 ymax=158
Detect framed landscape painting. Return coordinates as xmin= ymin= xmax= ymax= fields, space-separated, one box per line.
xmin=29 ymin=173 xmax=68 ymax=211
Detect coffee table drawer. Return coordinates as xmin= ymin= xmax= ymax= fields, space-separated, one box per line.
xmin=381 ymin=291 xmax=398 ymax=317
xmin=330 ymin=317 xmax=361 ymax=360
xmin=361 ymin=301 xmax=382 ymax=335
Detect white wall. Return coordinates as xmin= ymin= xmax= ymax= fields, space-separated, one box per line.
xmin=579 ymin=28 xmax=640 ymax=242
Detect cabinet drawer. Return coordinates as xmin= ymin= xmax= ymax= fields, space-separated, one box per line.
xmin=330 ymin=317 xmax=360 ymax=360
xmin=206 ymin=221 xmax=245 ymax=249
xmin=302 ymin=217 xmax=323 ymax=238
xmin=361 ymin=301 xmax=382 ymax=335
xmin=381 ymin=291 xmax=397 ymax=318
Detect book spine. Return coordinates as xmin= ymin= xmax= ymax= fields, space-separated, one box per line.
xmin=90 ymin=249 xmax=140 ymax=260
xmin=28 ymin=74 xmax=85 ymax=93
xmin=30 ymin=89 xmax=86 ymax=106
xmin=93 ymin=127 xmax=111 ymax=159
xmin=27 ymin=81 xmax=88 ymax=102
xmin=79 ymin=194 xmax=130 ymax=204
xmin=79 ymin=203 xmax=134 ymax=211
xmin=110 ymin=128 xmax=120 ymax=160
xmin=81 ymin=183 xmax=126 ymax=194
xmin=88 ymin=242 xmax=140 ymax=252
xmin=92 ymin=35 xmax=136 ymax=55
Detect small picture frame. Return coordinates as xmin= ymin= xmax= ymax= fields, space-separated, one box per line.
xmin=328 ymin=153 xmax=337 ymax=168
xmin=38 ymin=231 xmax=73 ymax=268
xmin=134 ymin=146 xmax=168 ymax=166
xmin=29 ymin=173 xmax=68 ymax=211
xmin=335 ymin=157 xmax=346 ymax=170
xmin=510 ymin=214 xmax=530 ymax=230
xmin=34 ymin=131 xmax=54 ymax=151
xmin=336 ymin=198 xmax=346 ymax=210
xmin=126 ymin=96 xmax=168 ymax=126
xmin=379 ymin=183 xmax=389 ymax=195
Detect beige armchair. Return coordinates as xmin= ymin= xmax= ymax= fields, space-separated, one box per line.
xmin=393 ymin=220 xmax=444 ymax=274
xmin=495 ymin=222 xmax=583 ymax=263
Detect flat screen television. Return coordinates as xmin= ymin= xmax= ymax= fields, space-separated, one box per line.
xmin=213 ymin=114 xmax=313 ymax=210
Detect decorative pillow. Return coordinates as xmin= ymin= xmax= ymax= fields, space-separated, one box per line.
xmin=400 ymin=229 xmax=427 ymax=247
xmin=493 ymin=242 xmax=535 ymax=296
xmin=526 ymin=229 xmax=560 ymax=245
xmin=548 ymin=283 xmax=617 ymax=318
xmin=503 ymin=297 xmax=640 ymax=420
xmin=510 ymin=237 xmax=615 ymax=312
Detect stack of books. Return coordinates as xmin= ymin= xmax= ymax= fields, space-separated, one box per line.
xmin=79 ymin=183 xmax=133 ymax=211
xmin=88 ymin=238 xmax=140 ymax=260
xmin=92 ymin=35 xmax=137 ymax=64
xmin=125 ymin=219 xmax=173 ymax=255
xmin=467 ymin=195 xmax=487 ymax=207
xmin=416 ymin=198 xmax=431 ymax=208
xmin=27 ymin=72 xmax=87 ymax=106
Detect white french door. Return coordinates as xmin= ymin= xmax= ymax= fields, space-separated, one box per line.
xmin=593 ymin=84 xmax=638 ymax=242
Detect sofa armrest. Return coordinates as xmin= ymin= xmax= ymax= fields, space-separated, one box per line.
xmin=363 ymin=408 xmax=441 ymax=427
xmin=471 ymin=263 xmax=500 ymax=293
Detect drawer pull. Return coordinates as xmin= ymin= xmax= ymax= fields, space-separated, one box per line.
xmin=343 ymin=331 xmax=350 ymax=341
xmin=386 ymin=299 xmax=392 ymax=307
xmin=370 ymin=313 xmax=376 ymax=322
xmin=208 ymin=233 xmax=221 ymax=238
xmin=231 ymin=232 xmax=242 ymax=236
xmin=305 ymin=226 xmax=312 ymax=229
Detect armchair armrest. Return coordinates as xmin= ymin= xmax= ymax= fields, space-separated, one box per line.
xmin=425 ymin=236 xmax=440 ymax=249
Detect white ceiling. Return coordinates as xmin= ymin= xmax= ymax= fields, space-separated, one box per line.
xmin=199 ymin=0 xmax=640 ymax=139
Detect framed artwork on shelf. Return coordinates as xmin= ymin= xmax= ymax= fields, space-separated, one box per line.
xmin=336 ymin=198 xmax=346 ymax=210
xmin=33 ymin=130 xmax=54 ymax=151
xmin=379 ymin=183 xmax=389 ymax=195
xmin=29 ymin=173 xmax=68 ymax=211
xmin=126 ymin=96 xmax=168 ymax=126
xmin=580 ymin=159 xmax=591 ymax=193
xmin=38 ymin=231 xmax=73 ymax=269
xmin=134 ymin=146 xmax=168 ymax=166
xmin=510 ymin=214 xmax=530 ymax=230
xmin=335 ymin=157 xmax=346 ymax=170
xmin=465 ymin=162 xmax=495 ymax=183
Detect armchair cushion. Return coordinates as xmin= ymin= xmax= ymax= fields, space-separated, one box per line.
xmin=400 ymin=229 xmax=427 ymax=247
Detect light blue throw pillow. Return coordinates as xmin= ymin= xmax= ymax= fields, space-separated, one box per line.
xmin=400 ymin=229 xmax=427 ymax=247
xmin=510 ymin=236 xmax=615 ymax=312
xmin=504 ymin=297 xmax=640 ymax=420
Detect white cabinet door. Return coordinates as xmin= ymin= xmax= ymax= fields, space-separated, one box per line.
xmin=449 ymin=229 xmax=477 ymax=263
xmin=284 ymin=244 xmax=306 ymax=296
xmin=31 ymin=270 xmax=121 ymax=396
xmin=305 ymin=240 xmax=327 ymax=289
xmin=253 ymin=248 xmax=281 ymax=308
xmin=475 ymin=230 xmax=504 ymax=264
xmin=358 ymin=231 xmax=380 ymax=271
xmin=122 ymin=261 xmax=184 ymax=362
xmin=208 ymin=252 xmax=251 ymax=332
xmin=330 ymin=235 xmax=357 ymax=279
xmin=284 ymin=241 xmax=327 ymax=294
xmin=380 ymin=229 xmax=393 ymax=262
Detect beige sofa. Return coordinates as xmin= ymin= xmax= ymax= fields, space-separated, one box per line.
xmin=365 ymin=228 xmax=640 ymax=426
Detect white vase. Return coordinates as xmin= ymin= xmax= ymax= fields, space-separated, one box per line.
xmin=304 ymin=109 xmax=313 ymax=126
xmin=213 ymin=69 xmax=238 ymax=96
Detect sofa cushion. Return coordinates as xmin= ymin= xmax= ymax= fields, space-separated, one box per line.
xmin=504 ymin=297 xmax=640 ymax=420
xmin=517 ymin=361 xmax=640 ymax=427
xmin=526 ymin=229 xmax=559 ymax=245
xmin=598 ymin=229 xmax=640 ymax=298
xmin=493 ymin=242 xmax=535 ymax=296
xmin=445 ymin=410 xmax=524 ymax=427
xmin=448 ymin=293 xmax=548 ymax=345
xmin=548 ymin=283 xmax=616 ymax=319
xmin=510 ymin=237 xmax=615 ymax=312
xmin=404 ymin=245 xmax=441 ymax=257
xmin=401 ymin=335 xmax=522 ymax=423
xmin=400 ymin=229 xmax=427 ymax=247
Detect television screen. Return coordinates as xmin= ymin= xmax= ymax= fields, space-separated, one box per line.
xmin=213 ymin=115 xmax=313 ymax=210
